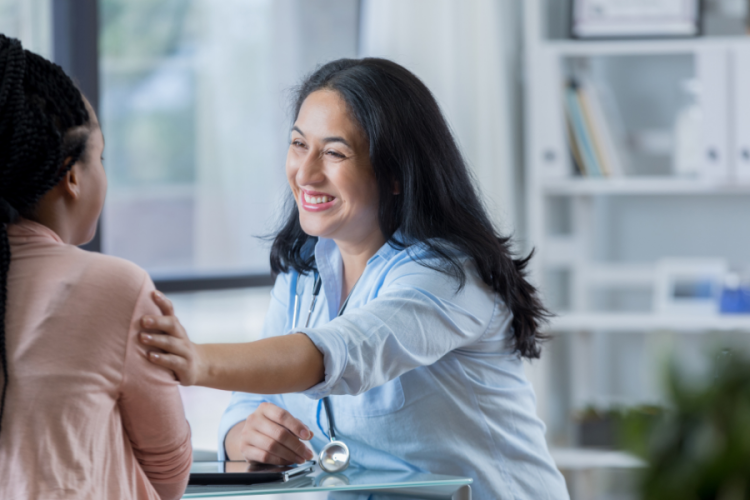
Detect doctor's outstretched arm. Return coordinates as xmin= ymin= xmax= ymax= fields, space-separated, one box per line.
xmin=139 ymin=291 xmax=324 ymax=394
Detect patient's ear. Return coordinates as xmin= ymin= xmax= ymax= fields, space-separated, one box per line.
xmin=60 ymin=159 xmax=82 ymax=200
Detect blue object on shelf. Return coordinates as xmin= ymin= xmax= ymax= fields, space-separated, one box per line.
xmin=720 ymin=287 xmax=750 ymax=314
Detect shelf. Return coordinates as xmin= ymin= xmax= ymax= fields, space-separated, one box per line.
xmin=541 ymin=177 xmax=750 ymax=196
xmin=549 ymin=313 xmax=750 ymax=332
xmin=525 ymin=0 xmax=750 ymax=448
xmin=551 ymin=448 xmax=644 ymax=470
xmin=541 ymin=36 xmax=750 ymax=57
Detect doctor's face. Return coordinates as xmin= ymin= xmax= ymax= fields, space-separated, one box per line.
xmin=286 ymin=90 xmax=382 ymax=246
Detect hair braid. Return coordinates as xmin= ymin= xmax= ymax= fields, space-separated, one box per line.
xmin=0 ymin=34 xmax=90 ymax=435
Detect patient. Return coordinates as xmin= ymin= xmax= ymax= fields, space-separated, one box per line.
xmin=0 ymin=36 xmax=192 ymax=499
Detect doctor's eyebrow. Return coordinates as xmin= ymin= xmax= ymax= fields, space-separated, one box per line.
xmin=292 ymin=126 xmax=352 ymax=149
xmin=321 ymin=136 xmax=352 ymax=148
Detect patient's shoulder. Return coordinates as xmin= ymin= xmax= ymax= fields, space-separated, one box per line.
xmin=67 ymin=246 xmax=152 ymax=304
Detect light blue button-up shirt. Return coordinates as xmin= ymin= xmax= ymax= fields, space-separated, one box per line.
xmin=218 ymin=237 xmax=568 ymax=499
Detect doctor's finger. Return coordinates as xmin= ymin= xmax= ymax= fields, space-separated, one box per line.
xmin=151 ymin=290 xmax=175 ymax=316
xmin=140 ymin=331 xmax=189 ymax=357
xmin=260 ymin=403 xmax=313 ymax=440
xmin=255 ymin=418 xmax=314 ymax=462
xmin=140 ymin=315 xmax=186 ymax=339
xmin=244 ymin=431 xmax=307 ymax=465
xmin=146 ymin=351 xmax=187 ymax=377
xmin=241 ymin=445 xmax=296 ymax=466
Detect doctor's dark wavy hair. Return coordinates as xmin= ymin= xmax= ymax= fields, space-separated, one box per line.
xmin=270 ymin=58 xmax=550 ymax=359
xmin=0 ymin=35 xmax=91 ymax=434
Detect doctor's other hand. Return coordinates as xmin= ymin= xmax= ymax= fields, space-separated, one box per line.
xmin=139 ymin=290 xmax=206 ymax=386
xmin=226 ymin=403 xmax=315 ymax=465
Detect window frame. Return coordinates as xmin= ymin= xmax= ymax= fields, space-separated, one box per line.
xmin=54 ymin=0 xmax=276 ymax=292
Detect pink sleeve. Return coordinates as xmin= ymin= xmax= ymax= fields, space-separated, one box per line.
xmin=118 ymin=275 xmax=192 ymax=500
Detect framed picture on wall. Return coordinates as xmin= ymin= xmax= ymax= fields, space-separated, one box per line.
xmin=654 ymin=258 xmax=728 ymax=316
xmin=571 ymin=0 xmax=702 ymax=39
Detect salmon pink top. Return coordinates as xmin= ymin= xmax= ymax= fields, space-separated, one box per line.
xmin=0 ymin=219 xmax=192 ymax=500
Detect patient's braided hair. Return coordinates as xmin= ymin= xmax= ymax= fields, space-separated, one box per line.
xmin=0 ymin=35 xmax=90 ymax=434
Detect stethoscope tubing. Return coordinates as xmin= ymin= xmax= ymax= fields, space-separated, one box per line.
xmin=292 ymin=270 xmax=353 ymax=473
xmin=294 ymin=271 xmax=341 ymax=443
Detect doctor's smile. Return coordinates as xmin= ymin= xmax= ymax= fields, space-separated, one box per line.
xmin=300 ymin=190 xmax=335 ymax=210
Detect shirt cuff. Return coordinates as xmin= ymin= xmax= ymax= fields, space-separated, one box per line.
xmin=217 ymin=396 xmax=262 ymax=460
xmin=296 ymin=325 xmax=349 ymax=399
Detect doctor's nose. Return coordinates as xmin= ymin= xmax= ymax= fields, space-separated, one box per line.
xmin=295 ymin=152 xmax=325 ymax=186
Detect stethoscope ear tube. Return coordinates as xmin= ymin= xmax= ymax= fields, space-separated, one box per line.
xmin=292 ymin=294 xmax=300 ymax=333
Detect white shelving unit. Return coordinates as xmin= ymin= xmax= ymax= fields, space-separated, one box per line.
xmin=523 ymin=0 xmax=750 ymax=460
xmin=543 ymin=36 xmax=750 ymax=57
xmin=552 ymin=313 xmax=750 ymax=333
xmin=542 ymin=177 xmax=750 ymax=196
xmin=550 ymin=448 xmax=644 ymax=470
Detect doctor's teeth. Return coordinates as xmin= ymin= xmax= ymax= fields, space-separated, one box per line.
xmin=304 ymin=193 xmax=333 ymax=204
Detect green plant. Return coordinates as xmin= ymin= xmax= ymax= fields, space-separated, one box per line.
xmin=623 ymin=352 xmax=750 ymax=500
xmin=576 ymin=405 xmax=664 ymax=449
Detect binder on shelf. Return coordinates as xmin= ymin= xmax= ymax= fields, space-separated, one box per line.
xmin=696 ymin=47 xmax=730 ymax=183
xmin=531 ymin=50 xmax=571 ymax=179
xmin=732 ymin=46 xmax=750 ymax=183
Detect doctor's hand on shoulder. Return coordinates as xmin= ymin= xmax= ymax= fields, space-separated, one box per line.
xmin=139 ymin=291 xmax=207 ymax=386
xmin=139 ymin=291 xmax=322 ymax=465
xmin=140 ymin=292 xmax=317 ymax=465
xmin=139 ymin=291 xmax=325 ymax=392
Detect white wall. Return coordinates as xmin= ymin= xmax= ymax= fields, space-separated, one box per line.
xmin=359 ymin=0 xmax=525 ymax=237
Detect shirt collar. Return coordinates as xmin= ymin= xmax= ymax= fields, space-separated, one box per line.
xmin=313 ymin=231 xmax=404 ymax=268
xmin=312 ymin=233 xmax=403 ymax=320
xmin=369 ymin=234 xmax=402 ymax=263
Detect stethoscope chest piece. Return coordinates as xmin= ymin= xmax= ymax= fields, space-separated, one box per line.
xmin=318 ymin=439 xmax=350 ymax=473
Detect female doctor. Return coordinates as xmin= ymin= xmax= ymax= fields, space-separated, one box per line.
xmin=140 ymin=58 xmax=569 ymax=499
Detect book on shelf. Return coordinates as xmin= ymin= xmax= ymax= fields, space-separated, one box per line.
xmin=565 ymin=113 xmax=588 ymax=176
xmin=563 ymin=79 xmax=629 ymax=178
xmin=564 ymin=81 xmax=603 ymax=177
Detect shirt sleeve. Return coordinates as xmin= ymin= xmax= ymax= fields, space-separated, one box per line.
xmin=297 ymin=257 xmax=506 ymax=399
xmin=216 ymin=272 xmax=292 ymax=460
xmin=118 ymin=275 xmax=192 ymax=500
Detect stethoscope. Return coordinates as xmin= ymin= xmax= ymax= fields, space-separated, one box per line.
xmin=292 ymin=270 xmax=353 ymax=473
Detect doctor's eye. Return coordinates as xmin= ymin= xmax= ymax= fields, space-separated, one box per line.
xmin=325 ymin=150 xmax=345 ymax=159
xmin=291 ymin=139 xmax=306 ymax=149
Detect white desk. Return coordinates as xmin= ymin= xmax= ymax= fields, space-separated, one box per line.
xmin=183 ymin=466 xmax=472 ymax=500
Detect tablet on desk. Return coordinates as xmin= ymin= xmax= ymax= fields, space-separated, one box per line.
xmin=188 ymin=461 xmax=316 ymax=485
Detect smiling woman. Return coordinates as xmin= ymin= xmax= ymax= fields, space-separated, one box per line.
xmin=141 ymin=57 xmax=568 ymax=499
